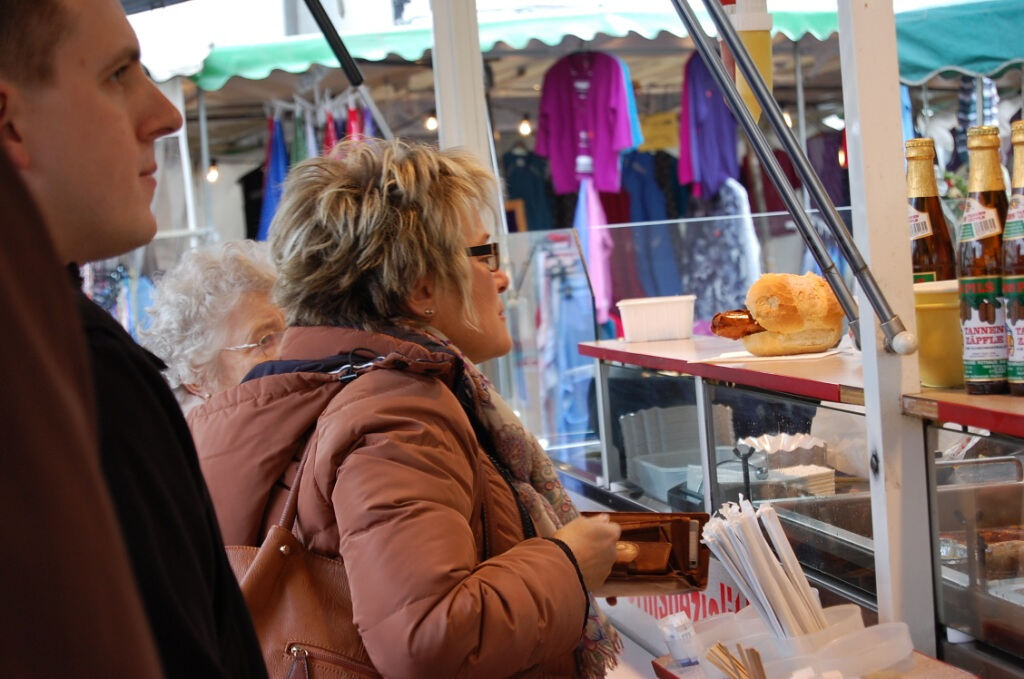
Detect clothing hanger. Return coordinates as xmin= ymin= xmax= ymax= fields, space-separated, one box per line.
xmin=511 ymin=139 xmax=529 ymax=156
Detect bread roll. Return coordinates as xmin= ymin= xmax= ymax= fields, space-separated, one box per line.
xmin=740 ymin=273 xmax=844 ymax=356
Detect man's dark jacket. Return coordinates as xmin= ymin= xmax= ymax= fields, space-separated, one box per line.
xmin=74 ymin=275 xmax=267 ymax=679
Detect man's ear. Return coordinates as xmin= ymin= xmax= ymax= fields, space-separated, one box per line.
xmin=405 ymin=275 xmax=437 ymax=318
xmin=0 ymin=84 xmax=30 ymax=169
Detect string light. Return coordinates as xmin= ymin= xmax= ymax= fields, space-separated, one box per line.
xmin=424 ymin=110 xmax=438 ymax=132
xmin=518 ymin=113 xmax=532 ymax=137
xmin=205 ymin=158 xmax=220 ymax=183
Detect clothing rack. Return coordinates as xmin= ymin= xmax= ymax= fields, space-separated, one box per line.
xmin=301 ymin=0 xmax=393 ymax=140
xmin=668 ymin=0 xmax=916 ymax=355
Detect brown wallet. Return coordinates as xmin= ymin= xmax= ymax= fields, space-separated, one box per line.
xmin=583 ymin=511 xmax=711 ymax=597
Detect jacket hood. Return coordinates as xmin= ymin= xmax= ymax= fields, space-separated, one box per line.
xmin=188 ymin=326 xmax=460 ymax=545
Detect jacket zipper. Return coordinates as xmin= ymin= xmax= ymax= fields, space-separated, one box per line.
xmin=288 ymin=643 xmax=381 ymax=678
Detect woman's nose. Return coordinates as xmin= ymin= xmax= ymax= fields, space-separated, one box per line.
xmin=495 ymin=268 xmax=509 ymax=294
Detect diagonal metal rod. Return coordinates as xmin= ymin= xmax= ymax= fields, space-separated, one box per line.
xmin=680 ymin=0 xmax=914 ymax=353
xmin=302 ymin=0 xmax=394 ymax=140
xmin=668 ymin=0 xmax=862 ymax=344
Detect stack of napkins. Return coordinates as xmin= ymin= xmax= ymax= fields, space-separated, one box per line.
xmin=774 ymin=464 xmax=836 ymax=496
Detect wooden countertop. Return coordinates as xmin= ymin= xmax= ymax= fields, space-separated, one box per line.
xmin=578 ymin=336 xmax=865 ymax=405
xmin=902 ymin=388 xmax=1024 ymax=438
xmin=652 ymin=651 xmax=977 ymax=678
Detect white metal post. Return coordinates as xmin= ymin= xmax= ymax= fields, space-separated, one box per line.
xmin=429 ymin=0 xmax=493 ymax=166
xmin=837 ymin=0 xmax=935 ymax=655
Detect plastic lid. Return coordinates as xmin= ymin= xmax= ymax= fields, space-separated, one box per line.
xmin=728 ymin=0 xmax=772 ymax=31
xmin=913 ymin=279 xmax=958 ymax=294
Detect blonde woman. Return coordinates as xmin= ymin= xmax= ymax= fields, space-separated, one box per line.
xmin=189 ymin=139 xmax=622 ymax=678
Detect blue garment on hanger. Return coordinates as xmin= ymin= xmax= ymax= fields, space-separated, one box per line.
xmin=617 ymin=57 xmax=644 ymax=151
xmin=257 ymin=118 xmax=289 ymax=241
xmin=502 ymin=150 xmax=554 ymax=230
xmin=900 ymin=85 xmax=916 ymax=145
xmin=621 ymin=150 xmax=682 ymax=297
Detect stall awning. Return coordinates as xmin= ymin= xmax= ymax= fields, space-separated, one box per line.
xmin=193 ymin=6 xmax=839 ymax=91
xmin=190 ymin=0 xmax=1022 ymax=91
xmin=895 ymin=0 xmax=1024 ymax=85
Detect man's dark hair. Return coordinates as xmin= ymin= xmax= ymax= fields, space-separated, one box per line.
xmin=0 ymin=0 xmax=72 ymax=85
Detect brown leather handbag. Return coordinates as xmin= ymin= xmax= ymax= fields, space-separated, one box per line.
xmin=225 ymin=443 xmax=380 ymax=678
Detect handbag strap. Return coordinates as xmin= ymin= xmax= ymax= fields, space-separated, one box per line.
xmin=274 ymin=358 xmax=375 ymax=530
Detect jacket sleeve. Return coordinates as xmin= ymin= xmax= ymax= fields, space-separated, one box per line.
xmin=321 ymin=373 xmax=586 ymax=678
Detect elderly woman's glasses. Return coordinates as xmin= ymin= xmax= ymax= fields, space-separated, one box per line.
xmin=223 ymin=331 xmax=283 ymax=358
xmin=465 ymin=242 xmax=500 ymax=272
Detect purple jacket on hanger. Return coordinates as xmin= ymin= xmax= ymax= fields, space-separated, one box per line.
xmin=686 ymin=56 xmax=739 ymax=197
xmin=536 ymin=52 xmax=633 ymax=195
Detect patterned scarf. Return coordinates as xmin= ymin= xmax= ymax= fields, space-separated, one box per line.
xmin=372 ymin=325 xmax=621 ymax=679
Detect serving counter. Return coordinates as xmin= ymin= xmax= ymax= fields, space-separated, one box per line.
xmin=571 ymin=335 xmax=1024 ymax=676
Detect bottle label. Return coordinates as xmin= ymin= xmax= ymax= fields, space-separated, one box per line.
xmin=908 ymin=204 xmax=933 ymax=240
xmin=959 ymin=198 xmax=1003 ymax=242
xmin=960 ymin=276 xmax=1008 ymax=381
xmin=1004 ymin=275 xmax=1024 ymax=382
xmin=1004 ymin=194 xmax=1024 ymax=240
xmin=914 ymin=271 xmax=937 ymax=283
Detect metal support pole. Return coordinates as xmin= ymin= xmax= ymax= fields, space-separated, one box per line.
xmin=684 ymin=0 xmax=916 ymax=355
xmin=197 ymin=87 xmax=212 ymax=232
xmin=668 ymin=0 xmax=862 ymax=341
xmin=794 ymin=41 xmax=809 ymax=208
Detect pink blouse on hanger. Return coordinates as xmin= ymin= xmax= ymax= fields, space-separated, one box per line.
xmin=536 ymin=51 xmax=634 ymax=195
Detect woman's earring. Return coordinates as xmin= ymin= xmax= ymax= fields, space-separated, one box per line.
xmin=424 ymin=308 xmax=435 ymax=317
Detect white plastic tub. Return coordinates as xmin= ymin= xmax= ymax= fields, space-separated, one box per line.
xmin=617 ymin=295 xmax=697 ymax=342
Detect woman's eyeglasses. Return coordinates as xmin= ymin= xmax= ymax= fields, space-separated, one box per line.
xmin=222 ymin=331 xmax=283 ymax=358
xmin=465 ymin=242 xmax=500 ymax=272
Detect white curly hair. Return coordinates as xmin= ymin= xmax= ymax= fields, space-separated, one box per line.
xmin=140 ymin=240 xmax=276 ymax=390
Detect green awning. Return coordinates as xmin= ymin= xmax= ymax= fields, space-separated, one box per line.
xmin=192 ymin=1 xmax=1023 ymax=91
xmin=193 ymin=7 xmax=840 ymax=91
xmin=895 ymin=0 xmax=1024 ymax=85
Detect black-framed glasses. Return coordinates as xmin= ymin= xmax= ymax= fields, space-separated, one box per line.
xmin=222 ymin=331 xmax=283 ymax=358
xmin=465 ymin=242 xmax=500 ymax=272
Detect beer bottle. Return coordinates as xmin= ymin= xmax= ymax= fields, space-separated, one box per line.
xmin=958 ymin=125 xmax=1008 ymax=395
xmin=1002 ymin=121 xmax=1024 ymax=394
xmin=906 ymin=138 xmax=955 ymax=282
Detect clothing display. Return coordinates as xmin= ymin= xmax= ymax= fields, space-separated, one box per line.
xmin=73 ymin=268 xmax=267 ymax=678
xmin=537 ymin=51 xmax=635 ymax=194
xmin=680 ymin=178 xmax=762 ymax=321
xmin=621 ymin=150 xmax=683 ymax=298
xmin=257 ymin=117 xmax=288 ymax=241
xmin=503 ymin=147 xmax=555 ymax=230
xmin=574 ymin=177 xmax=614 ymax=325
xmin=189 ymin=325 xmax=620 ymax=678
xmin=683 ymin=54 xmax=740 ymax=197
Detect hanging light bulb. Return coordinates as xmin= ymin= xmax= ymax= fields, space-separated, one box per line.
xmin=782 ymin=111 xmax=793 ymax=128
xmin=837 ymin=147 xmax=848 ymax=168
xmin=205 ymin=158 xmax=220 ymax=183
xmin=424 ymin=110 xmax=438 ymax=132
xmin=518 ymin=113 xmax=532 ymax=137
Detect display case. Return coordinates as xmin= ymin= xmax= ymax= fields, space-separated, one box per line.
xmin=903 ymin=392 xmax=1024 ymax=673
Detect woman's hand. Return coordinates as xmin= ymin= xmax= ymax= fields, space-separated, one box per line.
xmin=553 ymin=514 xmax=621 ymax=591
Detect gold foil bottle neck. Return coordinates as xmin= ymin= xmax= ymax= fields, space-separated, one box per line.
xmin=905 ymin=139 xmax=939 ymax=197
xmin=967 ymin=125 xmax=1000 ymax=149
xmin=967 ymin=127 xmax=1006 ymax=194
xmin=1012 ymin=120 xmax=1024 ymax=145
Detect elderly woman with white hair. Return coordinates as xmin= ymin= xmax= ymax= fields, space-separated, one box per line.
xmin=189 ymin=139 xmax=622 ymax=678
xmin=140 ymin=240 xmax=285 ymax=414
